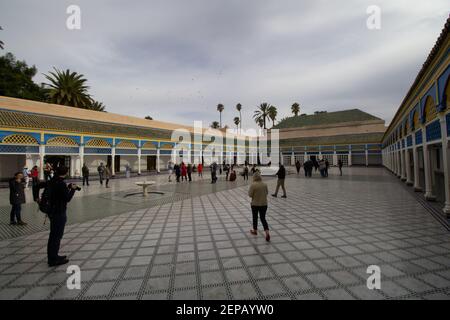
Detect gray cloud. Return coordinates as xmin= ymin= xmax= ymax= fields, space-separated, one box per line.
xmin=0 ymin=0 xmax=448 ymax=129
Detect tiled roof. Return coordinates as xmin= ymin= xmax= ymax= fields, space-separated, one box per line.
xmin=279 ymin=132 xmax=384 ymax=146
xmin=274 ymin=109 xmax=382 ymax=129
xmin=0 ymin=109 xmax=172 ymax=140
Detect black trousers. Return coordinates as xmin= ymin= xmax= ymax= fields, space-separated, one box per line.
xmin=188 ymin=173 xmax=192 ymax=181
xmin=32 ymin=178 xmax=40 ymax=201
xmin=10 ymin=204 xmax=22 ymax=223
xmin=47 ymin=212 xmax=67 ymax=263
xmin=83 ymin=176 xmax=89 ymax=186
xmin=251 ymin=205 xmax=269 ymax=231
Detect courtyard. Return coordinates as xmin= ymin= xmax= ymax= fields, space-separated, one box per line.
xmin=0 ymin=167 xmax=449 ymax=300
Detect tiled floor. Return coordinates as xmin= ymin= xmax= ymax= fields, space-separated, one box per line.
xmin=0 ymin=167 xmax=449 ymax=300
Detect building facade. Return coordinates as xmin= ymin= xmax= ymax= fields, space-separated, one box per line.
xmin=381 ymin=18 xmax=450 ymax=217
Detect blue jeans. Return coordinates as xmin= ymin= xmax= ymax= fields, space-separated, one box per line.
xmin=10 ymin=204 xmax=22 ymax=223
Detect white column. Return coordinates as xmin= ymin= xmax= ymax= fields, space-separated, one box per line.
xmin=405 ymin=146 xmax=412 ymax=186
xmin=39 ymin=144 xmax=45 ymax=180
xmin=291 ymin=151 xmax=295 ymax=166
xmin=348 ymin=151 xmax=352 ymax=166
xmin=439 ymin=114 xmax=450 ymax=215
xmin=333 ymin=151 xmax=338 ymax=166
xmin=365 ymin=147 xmax=369 ymax=167
xmin=413 ymin=139 xmax=421 ymax=191
xmin=400 ymin=143 xmax=406 ymax=181
xmin=111 ymin=146 xmax=116 ymax=176
xmin=304 ymin=151 xmax=308 ymax=161
xmin=422 ymin=126 xmax=435 ymax=200
xmin=137 ymin=147 xmax=142 ymax=175
xmin=156 ymin=147 xmax=161 ymax=173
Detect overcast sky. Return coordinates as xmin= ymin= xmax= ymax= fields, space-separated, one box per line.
xmin=1 ymin=0 xmax=448 ymax=129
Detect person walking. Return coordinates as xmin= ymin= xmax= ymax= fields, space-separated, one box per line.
xmin=167 ymin=161 xmax=174 ymax=182
xmin=272 ymin=164 xmax=287 ymax=198
xmin=47 ymin=166 xmax=78 ymax=267
xmin=295 ymin=160 xmax=301 ymax=175
xmin=187 ymin=163 xmax=193 ymax=182
xmin=104 ymin=164 xmax=112 ymax=188
xmin=174 ymin=163 xmax=181 ymax=182
xmin=97 ymin=162 xmax=105 ymax=185
xmin=338 ymin=159 xmax=343 ymax=176
xmin=9 ymin=172 xmax=27 ymax=225
xmin=248 ymin=172 xmax=270 ymax=242
xmin=251 ymin=164 xmax=257 ymax=175
xmin=243 ymin=164 xmax=249 ymax=181
xmin=30 ymin=165 xmax=40 ymax=201
xmin=181 ymin=162 xmax=187 ymax=182
xmin=198 ymin=163 xmax=203 ymax=177
xmin=304 ymin=159 xmax=313 ymax=178
xmin=325 ymin=159 xmax=330 ymax=177
xmin=224 ymin=163 xmax=230 ymax=181
xmin=319 ymin=159 xmax=326 ymax=177
xmin=82 ymin=163 xmax=90 ymax=186
xmin=211 ymin=162 xmax=218 ymax=184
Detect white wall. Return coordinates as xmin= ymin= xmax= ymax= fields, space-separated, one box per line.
xmin=83 ymin=155 xmax=108 ymax=174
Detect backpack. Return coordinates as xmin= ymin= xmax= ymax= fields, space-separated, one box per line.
xmin=38 ymin=183 xmax=53 ymax=215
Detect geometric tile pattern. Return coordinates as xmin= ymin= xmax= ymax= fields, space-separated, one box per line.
xmin=0 ymin=168 xmax=449 ymax=300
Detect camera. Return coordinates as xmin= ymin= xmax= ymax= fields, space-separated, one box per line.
xmin=69 ymin=183 xmax=81 ymax=191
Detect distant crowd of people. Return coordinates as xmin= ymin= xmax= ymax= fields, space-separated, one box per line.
xmin=295 ymin=158 xmax=343 ymax=177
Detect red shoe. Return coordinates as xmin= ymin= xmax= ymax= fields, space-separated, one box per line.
xmin=250 ymin=230 xmax=257 ymax=235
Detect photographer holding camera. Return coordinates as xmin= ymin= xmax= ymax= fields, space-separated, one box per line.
xmin=47 ymin=166 xmax=79 ymax=267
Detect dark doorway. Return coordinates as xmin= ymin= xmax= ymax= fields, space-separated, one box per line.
xmin=107 ymin=155 xmax=121 ymax=173
xmin=44 ymin=155 xmax=70 ymax=171
xmin=147 ymin=156 xmax=156 ymax=171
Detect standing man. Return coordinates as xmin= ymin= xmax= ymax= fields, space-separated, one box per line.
xmin=272 ymin=164 xmax=287 ymax=198
xmin=295 ymin=160 xmax=301 ymax=175
xmin=211 ymin=162 xmax=218 ymax=184
xmin=325 ymin=159 xmax=330 ymax=177
xmin=47 ymin=166 xmax=78 ymax=267
xmin=30 ymin=165 xmax=40 ymax=201
xmin=338 ymin=159 xmax=343 ymax=176
xmin=9 ymin=172 xmax=27 ymax=225
xmin=167 ymin=161 xmax=174 ymax=182
xmin=82 ymin=163 xmax=90 ymax=186
xmin=187 ymin=163 xmax=193 ymax=182
xmin=97 ymin=162 xmax=105 ymax=185
xmin=104 ymin=164 xmax=112 ymax=188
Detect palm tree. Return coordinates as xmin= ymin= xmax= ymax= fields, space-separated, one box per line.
xmin=217 ymin=104 xmax=224 ymax=128
xmin=291 ymin=102 xmax=300 ymax=116
xmin=236 ymin=103 xmax=242 ymax=130
xmin=145 ymin=115 xmax=153 ymax=120
xmin=253 ymin=102 xmax=272 ymax=129
xmin=210 ymin=121 xmax=220 ymax=129
xmin=233 ymin=117 xmax=240 ymax=130
xmin=44 ymin=68 xmax=91 ymax=108
xmin=257 ymin=118 xmax=264 ymax=129
xmin=268 ymin=106 xmax=278 ymax=128
xmin=89 ymin=100 xmax=106 ymax=112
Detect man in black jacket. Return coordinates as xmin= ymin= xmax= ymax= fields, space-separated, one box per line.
xmin=47 ymin=166 xmax=78 ymax=267
xmin=272 ymin=164 xmax=287 ymax=198
xmin=9 ymin=172 xmax=27 ymax=225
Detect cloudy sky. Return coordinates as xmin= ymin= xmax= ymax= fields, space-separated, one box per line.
xmin=1 ymin=0 xmax=448 ymax=129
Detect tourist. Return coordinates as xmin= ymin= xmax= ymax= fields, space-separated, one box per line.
xmin=319 ymin=159 xmax=327 ymax=177
xmin=181 ymin=162 xmax=187 ymax=182
xmin=9 ymin=172 xmax=27 ymax=226
xmin=211 ymin=162 xmax=218 ymax=184
xmin=174 ymin=163 xmax=181 ymax=182
xmin=295 ymin=160 xmax=301 ymax=175
xmin=82 ymin=163 xmax=89 ymax=186
xmin=105 ymin=164 xmax=112 ymax=188
xmin=248 ymin=172 xmax=270 ymax=242
xmin=229 ymin=167 xmax=237 ymax=181
xmin=30 ymin=165 xmax=40 ymax=201
xmin=167 ymin=161 xmax=174 ymax=182
xmin=47 ymin=166 xmax=78 ymax=267
xmin=338 ymin=159 xmax=343 ymax=176
xmin=272 ymin=164 xmax=287 ymax=198
xmin=97 ymin=162 xmax=105 ymax=185
xmin=198 ymin=163 xmax=203 ymax=177
xmin=125 ymin=164 xmax=131 ymax=178
xmin=304 ymin=159 xmax=313 ymax=177
xmin=187 ymin=163 xmax=193 ymax=182
xmin=243 ymin=164 xmax=249 ymax=181
xmin=22 ymin=167 xmax=30 ymax=189
xmin=224 ymin=163 xmax=230 ymax=180
xmin=44 ymin=162 xmax=52 ymax=181
xmin=325 ymin=159 xmax=330 ymax=177
xmin=251 ymin=164 xmax=257 ymax=175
